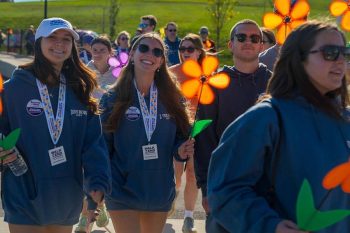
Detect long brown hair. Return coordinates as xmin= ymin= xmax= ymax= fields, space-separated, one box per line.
xmin=105 ymin=32 xmax=190 ymax=135
xmin=19 ymin=37 xmax=99 ymax=113
xmin=263 ymin=20 xmax=349 ymax=119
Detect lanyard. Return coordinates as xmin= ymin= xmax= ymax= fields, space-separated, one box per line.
xmin=134 ymin=79 xmax=158 ymax=143
xmin=36 ymin=75 xmax=66 ymax=146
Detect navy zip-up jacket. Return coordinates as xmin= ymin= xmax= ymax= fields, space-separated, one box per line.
xmin=0 ymin=69 xmax=111 ymax=225
xmin=194 ymin=64 xmax=271 ymax=197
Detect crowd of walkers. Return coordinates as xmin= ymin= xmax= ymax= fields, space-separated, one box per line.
xmin=1 ymin=7 xmax=350 ymax=233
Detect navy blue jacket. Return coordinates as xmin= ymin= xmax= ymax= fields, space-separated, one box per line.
xmin=164 ymin=37 xmax=181 ymax=66
xmin=207 ymin=97 xmax=350 ymax=233
xmin=194 ymin=64 xmax=271 ymax=196
xmin=100 ymin=87 xmax=186 ymax=211
xmin=0 ymin=69 xmax=111 ymax=225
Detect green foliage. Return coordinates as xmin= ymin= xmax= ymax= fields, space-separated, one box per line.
xmin=207 ymin=0 xmax=237 ymax=49
xmin=0 ymin=0 xmax=339 ymax=65
xmin=109 ymin=0 xmax=120 ymax=38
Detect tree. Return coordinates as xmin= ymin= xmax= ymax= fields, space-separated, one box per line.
xmin=109 ymin=0 xmax=120 ymax=39
xmin=207 ymin=0 xmax=237 ymax=50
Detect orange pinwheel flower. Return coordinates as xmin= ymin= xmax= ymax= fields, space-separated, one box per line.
xmin=322 ymin=160 xmax=350 ymax=193
xmin=263 ymin=0 xmax=310 ymax=44
xmin=181 ymin=56 xmax=229 ymax=105
xmin=329 ymin=0 xmax=350 ymax=31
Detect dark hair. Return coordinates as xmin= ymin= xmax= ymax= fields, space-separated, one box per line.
xmin=141 ymin=15 xmax=158 ymax=28
xmin=105 ymin=32 xmax=190 ymax=135
xmin=230 ymin=19 xmax=262 ymax=40
xmin=261 ymin=27 xmax=276 ymax=45
xmin=179 ymin=33 xmax=206 ymax=64
xmin=91 ymin=36 xmax=112 ymax=52
xmin=263 ymin=20 xmax=349 ymax=119
xmin=19 ymin=37 xmax=98 ymax=113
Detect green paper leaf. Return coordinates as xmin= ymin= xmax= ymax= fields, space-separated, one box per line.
xmin=0 ymin=128 xmax=21 ymax=150
xmin=191 ymin=119 xmax=212 ymax=138
xmin=297 ymin=180 xmax=315 ymax=229
xmin=297 ymin=179 xmax=350 ymax=231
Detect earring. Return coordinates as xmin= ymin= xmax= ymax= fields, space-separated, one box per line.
xmin=131 ymin=60 xmax=134 ymax=65
xmin=157 ymin=67 xmax=160 ymax=72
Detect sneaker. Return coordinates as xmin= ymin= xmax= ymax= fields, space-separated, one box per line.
xmin=182 ymin=217 xmax=197 ymax=233
xmin=167 ymin=190 xmax=180 ymax=217
xmin=74 ymin=215 xmax=94 ymax=233
xmin=96 ymin=205 xmax=109 ymax=228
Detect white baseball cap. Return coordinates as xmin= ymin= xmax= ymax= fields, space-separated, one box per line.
xmin=35 ymin=17 xmax=79 ymax=41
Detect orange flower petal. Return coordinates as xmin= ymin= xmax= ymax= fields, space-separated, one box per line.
xmin=341 ymin=175 xmax=350 ymax=193
xmin=0 ymin=98 xmax=2 ymax=115
xmin=290 ymin=0 xmax=310 ymax=20
xmin=182 ymin=59 xmax=202 ymax=79
xmin=208 ymin=73 xmax=230 ymax=89
xmin=0 ymin=73 xmax=3 ymax=91
xmin=199 ymin=83 xmax=214 ymax=105
xmin=276 ymin=24 xmax=292 ymax=45
xmin=181 ymin=79 xmax=200 ymax=99
xmin=275 ymin=0 xmax=291 ymax=16
xmin=341 ymin=11 xmax=350 ymax=32
xmin=291 ymin=19 xmax=306 ymax=29
xmin=263 ymin=12 xmax=283 ymax=29
xmin=202 ymin=56 xmax=219 ymax=77
xmin=322 ymin=162 xmax=350 ymax=190
xmin=329 ymin=0 xmax=348 ymax=17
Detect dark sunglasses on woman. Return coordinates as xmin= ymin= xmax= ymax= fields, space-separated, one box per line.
xmin=138 ymin=44 xmax=164 ymax=57
xmin=179 ymin=47 xmax=196 ymax=53
xmin=309 ymin=45 xmax=350 ymax=62
xmin=232 ymin=33 xmax=262 ymax=44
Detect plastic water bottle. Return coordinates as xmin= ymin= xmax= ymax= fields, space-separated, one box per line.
xmin=0 ymin=134 xmax=28 ymax=176
xmin=7 ymin=147 xmax=28 ymax=176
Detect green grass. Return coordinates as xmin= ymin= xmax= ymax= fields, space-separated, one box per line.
xmin=0 ymin=0 xmax=339 ymax=65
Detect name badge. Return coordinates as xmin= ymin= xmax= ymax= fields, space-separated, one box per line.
xmin=142 ymin=144 xmax=158 ymax=160
xmin=48 ymin=146 xmax=67 ymax=166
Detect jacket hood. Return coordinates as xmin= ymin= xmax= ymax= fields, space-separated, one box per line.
xmin=10 ymin=68 xmax=37 ymax=87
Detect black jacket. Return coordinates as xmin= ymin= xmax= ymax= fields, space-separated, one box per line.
xmin=194 ymin=63 xmax=272 ymax=197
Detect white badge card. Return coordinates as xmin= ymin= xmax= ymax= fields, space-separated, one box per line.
xmin=142 ymin=144 xmax=158 ymax=160
xmin=48 ymin=146 xmax=67 ymax=166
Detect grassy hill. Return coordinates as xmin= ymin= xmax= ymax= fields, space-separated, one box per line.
xmin=0 ymin=0 xmax=339 ymax=64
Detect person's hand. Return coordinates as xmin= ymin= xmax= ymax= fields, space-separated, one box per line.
xmin=202 ymin=196 xmax=210 ymax=214
xmin=276 ymin=220 xmax=309 ymax=233
xmin=178 ymin=139 xmax=195 ymax=160
xmin=89 ymin=190 xmax=104 ymax=204
xmin=0 ymin=147 xmax=18 ymax=165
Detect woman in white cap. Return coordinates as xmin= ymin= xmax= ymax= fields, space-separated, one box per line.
xmin=0 ymin=17 xmax=111 ymax=233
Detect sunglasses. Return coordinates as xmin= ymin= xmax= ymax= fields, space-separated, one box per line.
xmin=167 ymin=29 xmax=177 ymax=32
xmin=120 ymin=37 xmax=129 ymax=41
xmin=232 ymin=33 xmax=262 ymax=44
xmin=138 ymin=44 xmax=164 ymax=58
xmin=138 ymin=23 xmax=149 ymax=29
xmin=179 ymin=46 xmax=196 ymax=53
xmin=309 ymin=45 xmax=350 ymax=62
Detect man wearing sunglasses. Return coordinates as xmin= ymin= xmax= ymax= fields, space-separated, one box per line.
xmin=130 ymin=15 xmax=158 ymax=49
xmin=194 ymin=19 xmax=271 ymax=229
xmin=164 ymin=22 xmax=181 ymax=66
